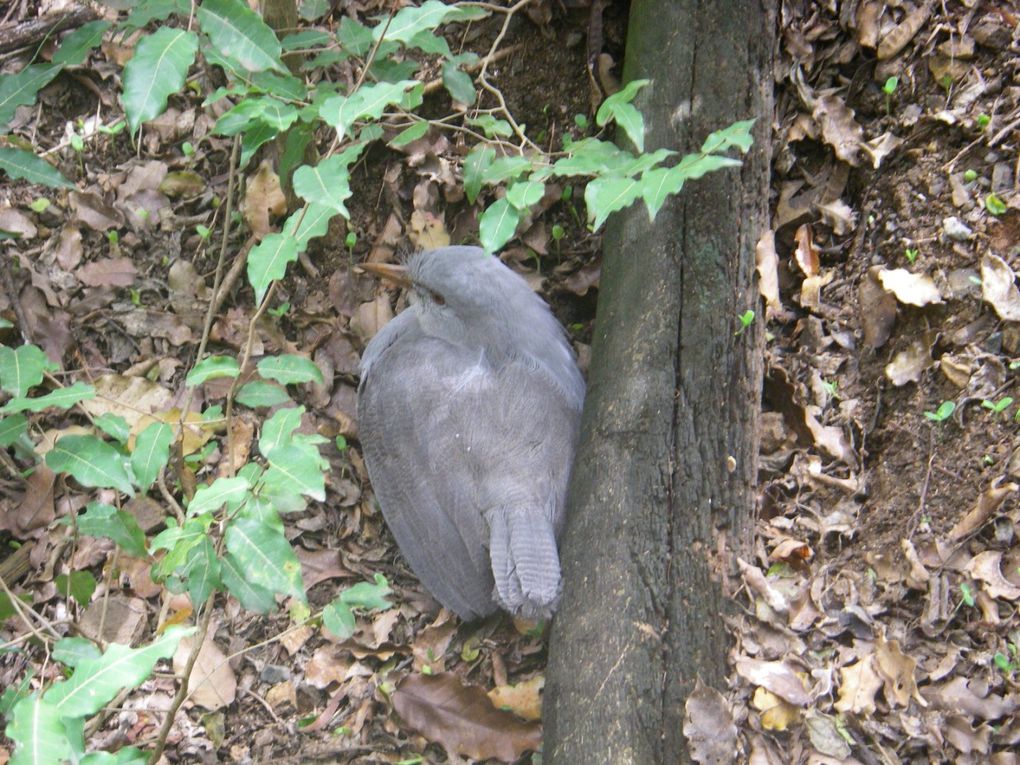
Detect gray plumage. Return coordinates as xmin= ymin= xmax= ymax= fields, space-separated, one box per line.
xmin=357 ymin=246 xmax=584 ymax=620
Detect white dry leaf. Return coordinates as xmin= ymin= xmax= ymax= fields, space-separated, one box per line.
xmin=755 ymin=230 xmax=781 ymax=315
xmin=964 ymin=551 xmax=1020 ymax=600
xmin=803 ymin=406 xmax=853 ymax=463
xmin=885 ymin=336 xmax=932 ymax=386
xmin=173 ymin=631 xmax=237 ymax=711
xmin=734 ymin=657 xmax=812 ymax=706
xmin=812 ymin=95 xmax=864 ymax=166
xmin=834 ymin=655 xmax=883 ymax=715
xmin=816 ymin=198 xmax=856 ymax=236
xmin=878 ymin=268 xmax=942 ymax=306
xmin=980 ymin=252 xmax=1020 ymax=321
xmin=683 ymin=679 xmax=738 ymax=765
xmin=860 ymin=132 xmax=902 ymax=169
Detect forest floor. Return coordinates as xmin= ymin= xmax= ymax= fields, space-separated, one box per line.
xmin=1 ymin=0 xmax=1019 ymax=763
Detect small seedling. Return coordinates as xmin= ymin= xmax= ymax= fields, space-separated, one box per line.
xmin=994 ymin=643 xmax=1019 ymax=675
xmin=904 ymin=247 xmax=919 ymax=264
xmin=29 ymin=198 xmax=50 ymax=213
xmin=335 ymin=435 xmax=348 ymax=452
xmin=345 ymin=231 xmax=357 ymax=251
xmin=69 ymin=130 xmax=84 ymax=152
xmin=181 ymin=141 xmax=194 ymax=156
xmin=959 ymin=582 xmax=975 ymax=608
xmin=923 ymin=400 xmax=955 ymax=422
xmin=551 ymin=223 xmax=565 ymax=256
xmin=196 ymin=224 xmax=211 ymax=240
xmin=985 ymin=193 xmax=1007 ymax=216
xmin=97 ymin=118 xmax=125 ymax=135
xmin=129 ymin=289 xmax=141 ymax=306
xmin=963 ymin=169 xmax=978 ymax=183
xmin=821 ymin=379 xmax=839 ymax=399
xmin=106 ymin=230 xmax=119 ymax=245
xmin=882 ymin=76 xmax=898 ymax=113
xmin=267 ymin=302 xmax=290 ymax=318
xmin=981 ymin=396 xmax=1014 ymax=416
xmin=574 ymin=113 xmax=589 ymax=131
xmin=735 ymin=309 xmax=755 ymax=335
xmin=1010 ymin=360 xmax=1020 ymax=371
xmin=976 ymin=113 xmax=991 ymax=129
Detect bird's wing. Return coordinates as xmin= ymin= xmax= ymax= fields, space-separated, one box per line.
xmin=358 ymin=330 xmax=580 ymax=620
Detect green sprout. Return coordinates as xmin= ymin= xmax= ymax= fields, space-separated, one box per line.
xmin=976 ymin=113 xmax=991 ymax=129
xmin=181 ymin=141 xmax=194 ymax=156
xmin=335 ymin=435 xmax=348 ymax=452
xmin=106 ymin=230 xmax=119 ymax=245
xmin=97 ymin=118 xmax=125 ymax=135
xmin=981 ymin=396 xmax=1014 ymax=416
xmin=574 ymin=113 xmax=589 ymax=131
xmin=923 ymin=401 xmax=955 ymax=422
xmin=345 ymin=231 xmax=357 ymax=251
xmin=882 ymin=76 xmax=898 ymax=113
xmin=963 ymin=169 xmax=978 ymax=183
xmin=267 ymin=302 xmax=290 ymax=318
xmin=29 ymin=198 xmax=50 ymax=213
xmin=960 ymin=582 xmax=975 ymax=608
xmin=821 ymin=379 xmax=839 ymax=399
xmin=196 ymin=225 xmax=211 ymax=240
xmin=985 ymin=193 xmax=1007 ymax=216
xmin=735 ymin=309 xmax=755 ymax=335
xmin=904 ymin=247 xmax=919 ymax=264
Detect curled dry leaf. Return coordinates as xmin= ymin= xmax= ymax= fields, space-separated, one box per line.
xmin=351 ymin=293 xmax=395 ymax=342
xmin=812 ymin=95 xmax=864 ymax=166
xmin=804 ymin=711 xmax=851 ymax=759
xmin=816 ymin=198 xmax=856 ymax=235
xmin=173 ymin=631 xmax=237 ymax=711
xmin=76 ymin=257 xmax=138 ymax=288
xmin=409 ymin=209 xmax=450 ymax=250
xmin=948 ymin=480 xmax=1018 ymax=541
xmin=980 ymin=252 xmax=1020 ymax=321
xmin=885 ymin=335 xmax=932 ymax=386
xmin=242 ymin=161 xmax=287 ymax=239
xmin=392 ymin=673 xmax=542 ymax=762
xmin=487 ymin=675 xmax=544 ymax=722
xmin=878 ymin=268 xmax=942 ymax=306
xmin=834 ymin=655 xmax=883 ymax=716
xmin=734 ymin=658 xmax=812 ymax=706
xmin=859 ymin=267 xmax=897 ymax=349
xmin=755 ymin=230 xmax=781 ymax=314
xmin=752 ymin=687 xmax=800 ymax=732
xmin=683 ymin=678 xmax=738 ymax=763
xmin=877 ymin=1 xmax=932 ymax=59
xmin=794 ymin=224 xmax=819 ymax=277
xmin=964 ymin=551 xmax=1020 ymax=600
xmin=875 ymin=635 xmax=922 ymax=708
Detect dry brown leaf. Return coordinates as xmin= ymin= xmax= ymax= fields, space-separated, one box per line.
xmin=173 ymin=630 xmax=237 ymax=711
xmin=409 ymin=209 xmax=450 ymax=250
xmin=242 ymin=161 xmax=286 ymax=239
xmin=755 ymin=230 xmax=781 ymax=315
xmin=734 ymin=658 xmax=811 ymax=706
xmin=752 ymin=687 xmax=799 ymax=731
xmin=877 ymin=1 xmax=932 ymax=59
xmin=79 ymin=595 xmax=147 ymax=645
xmin=800 ymin=271 xmax=834 ymax=311
xmin=854 ymin=2 xmax=882 ymax=48
xmin=392 ymin=673 xmax=542 ymax=762
xmin=794 ymin=224 xmax=819 ymax=277
xmin=885 ymin=336 xmax=931 ymax=386
xmin=878 ymin=268 xmax=942 ymax=306
xmin=924 ymin=675 xmax=1020 ymax=719
xmin=76 ymin=257 xmax=138 ymax=288
xmin=816 ymin=198 xmax=856 ymax=235
xmin=875 ymin=635 xmax=921 ymax=708
xmin=69 ymin=191 xmax=125 ymax=231
xmin=684 ymin=678 xmax=738 ymax=762
xmin=487 ymin=675 xmax=544 ymax=722
xmin=980 ymin=252 xmax=1020 ymax=321
xmin=964 ymin=550 xmax=1020 ymax=600
xmin=0 ymin=207 xmax=37 ymax=238
xmin=55 ymin=226 xmax=83 ymax=270
xmin=948 ymin=480 xmax=1018 ymax=540
xmin=860 ymin=132 xmax=902 ymax=169
xmin=351 ymin=294 xmax=395 ymax=342
xmin=812 ymin=95 xmax=864 ymax=166
xmin=562 ymin=261 xmax=601 ymax=296
xmin=834 ymin=656 xmax=882 ymax=715
xmin=804 ymin=711 xmax=851 ymax=759
xmin=859 ymin=267 xmax=897 ymax=349
xmin=0 ymin=464 xmax=55 ymax=539
xmin=81 ymin=374 xmax=174 ymax=430
xmin=412 ymin=615 xmax=458 ymax=673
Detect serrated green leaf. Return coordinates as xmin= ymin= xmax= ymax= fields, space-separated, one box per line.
xmin=0 ymin=343 xmax=53 ymax=397
xmin=220 ymin=552 xmax=276 ymax=613
xmin=45 ymin=435 xmax=134 ymax=495
xmin=258 ymin=406 xmax=304 ymax=456
xmin=196 ymin=0 xmax=286 ymax=73
xmin=187 ymin=476 xmax=251 ymax=517
xmin=505 ymin=180 xmax=545 ymax=210
xmin=322 ymin=600 xmax=356 ymax=639
xmin=6 ymin=694 xmax=74 ymax=765
xmin=281 ymin=29 xmax=332 ymax=51
xmin=337 ymin=16 xmax=373 ymax=56
xmin=292 ymin=157 xmax=352 ymax=217
xmin=639 ymin=165 xmax=685 ymax=220
xmin=131 ymin=421 xmax=172 ymax=491
xmin=257 ymin=355 xmax=323 ymax=386
xmin=0 ymin=64 xmax=62 ymax=128
xmin=237 ymin=380 xmax=291 ymax=408
xmin=247 ymin=233 xmax=300 ymax=304
xmin=43 ymin=627 xmax=193 ymax=718
xmin=377 ymin=0 xmax=485 ymax=46
xmin=340 ymin=573 xmax=391 ymax=609
xmin=0 ymin=147 xmax=75 ymax=189
xmin=584 ymin=175 xmax=642 ymax=230
xmin=224 ymin=517 xmax=305 ymax=601
xmin=76 ymin=501 xmax=147 ymax=557
xmin=0 ymin=413 xmax=28 ymax=446
xmin=121 ymin=28 xmax=198 ymax=134
xmin=463 ymin=145 xmax=494 ymax=204
xmin=53 ymin=20 xmax=112 ymax=66
xmin=319 ymin=80 xmax=418 ymax=141
xmin=479 ymin=197 xmax=520 ymax=252
xmin=263 ymin=443 xmax=326 ymax=501
xmin=185 ymin=355 xmax=240 ymax=386
xmin=0 ymin=382 xmax=95 ymax=414
xmin=80 ymin=746 xmax=147 ymax=765
xmin=673 ymin=151 xmax=743 ymax=181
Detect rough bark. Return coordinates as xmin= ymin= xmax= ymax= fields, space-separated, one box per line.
xmin=545 ymin=2 xmax=774 ymax=763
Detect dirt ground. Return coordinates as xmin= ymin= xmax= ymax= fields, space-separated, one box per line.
xmin=1 ymin=0 xmax=1020 ymax=763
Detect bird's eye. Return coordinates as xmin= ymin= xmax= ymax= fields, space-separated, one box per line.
xmin=430 ymin=290 xmax=446 ymax=306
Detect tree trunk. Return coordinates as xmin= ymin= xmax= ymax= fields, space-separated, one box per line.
xmin=545 ymin=2 xmax=774 ymax=762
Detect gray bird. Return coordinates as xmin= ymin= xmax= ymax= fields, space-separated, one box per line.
xmin=357 ymin=246 xmax=584 ymax=620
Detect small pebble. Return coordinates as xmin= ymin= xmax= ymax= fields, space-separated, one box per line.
xmin=260 ymin=664 xmax=291 ymax=684
xmin=943 ymin=215 xmax=973 ymax=241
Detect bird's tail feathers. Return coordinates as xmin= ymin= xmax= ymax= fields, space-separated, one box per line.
xmin=488 ymin=508 xmax=561 ymax=620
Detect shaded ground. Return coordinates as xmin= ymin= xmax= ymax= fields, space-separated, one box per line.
xmin=1 ymin=0 xmax=1019 ymax=763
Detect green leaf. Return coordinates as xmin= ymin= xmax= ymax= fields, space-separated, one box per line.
xmin=196 ymin=0 xmax=286 ymax=73
xmin=505 ymin=181 xmax=545 ymax=210
xmin=466 ymin=115 xmax=512 ymax=139
xmin=45 ymin=435 xmax=134 ymax=495
xmin=122 ymin=0 xmax=190 ymax=29
xmin=463 ymin=145 xmax=494 ymax=204
xmin=257 ymin=355 xmax=324 ymax=386
xmin=54 ymin=570 xmax=97 ymax=607
xmin=389 ymin=121 xmax=429 ymax=147
xmin=319 ymin=80 xmax=418 ymax=141
xmin=6 ymin=694 xmax=75 ymax=765
xmin=281 ymin=203 xmax=335 ymax=250
xmin=639 ymin=165 xmax=686 ymax=220
xmin=674 ymin=152 xmax=743 ymax=181
xmin=700 ymin=118 xmax=755 ymax=155
xmin=131 ymin=421 xmax=173 ymax=491
xmin=0 ymin=413 xmax=28 ymax=446
xmin=595 ymin=78 xmax=649 ymax=152
xmin=220 ymin=552 xmax=276 ymax=613
xmin=482 ymin=156 xmax=533 ymax=186
xmin=323 ymin=573 xmax=391 ymax=639
xmin=259 ymin=406 xmax=304 ymax=455
xmin=322 ymin=601 xmax=356 ymax=638
xmin=52 ymin=637 xmax=102 ymax=668
xmin=150 ymin=517 xmax=211 ymax=582
xmin=182 ymin=536 xmax=220 ymax=605
xmin=478 ymin=198 xmax=520 ymax=253
xmin=247 ymin=233 xmax=300 ymax=304
xmin=0 ymin=147 xmax=75 ymax=189
xmin=81 ymin=747 xmax=147 ymax=765
xmin=0 ymin=343 xmax=54 ymax=396
xmin=76 ymin=501 xmax=147 ymax=558
xmin=185 ymin=355 xmax=240 ymax=386
xmin=986 ymin=193 xmax=1007 ymax=216
xmin=292 ymin=156 xmax=352 ymax=217
xmin=0 ymin=381 xmax=95 ymax=414
xmin=263 ymin=443 xmax=326 ymax=501
xmin=584 ymin=175 xmax=642 ymax=230
xmin=95 ymin=413 xmax=131 ymax=444
xmin=121 ymin=28 xmax=198 ymax=134
xmin=337 ymin=16 xmax=373 ymax=56
xmin=378 ymin=1 xmax=486 ymax=47
xmin=281 ymin=29 xmax=332 ymax=50
xmin=52 ymin=20 xmax=112 ymax=66
xmin=43 ymin=627 xmax=193 ymax=718
xmin=0 ymin=64 xmax=62 ymax=128
xmin=224 ymin=517 xmax=305 ymax=601
xmin=187 ymin=476 xmax=251 ymax=517
xmin=237 ymin=380 xmax=291 ymax=408
xmin=442 ymin=54 xmax=477 ymax=105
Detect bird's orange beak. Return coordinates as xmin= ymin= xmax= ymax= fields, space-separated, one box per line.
xmin=357 ymin=262 xmax=412 ymax=289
